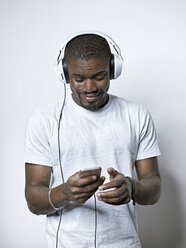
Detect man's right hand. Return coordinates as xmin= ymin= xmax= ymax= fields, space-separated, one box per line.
xmin=25 ymin=164 xmax=105 ymax=215
xmin=63 ymin=171 xmax=105 ymax=203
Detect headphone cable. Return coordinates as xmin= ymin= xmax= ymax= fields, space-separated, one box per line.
xmin=58 ymin=83 xmax=66 ymax=184
xmin=55 ymin=83 xmax=67 ymax=248
xmin=94 ymin=194 xmax=97 ymax=248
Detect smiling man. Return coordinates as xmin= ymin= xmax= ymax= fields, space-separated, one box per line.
xmin=68 ymin=58 xmax=110 ymax=110
xmin=24 ymin=33 xmax=161 ymax=248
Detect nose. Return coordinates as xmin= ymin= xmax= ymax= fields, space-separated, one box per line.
xmin=83 ymin=78 xmax=98 ymax=93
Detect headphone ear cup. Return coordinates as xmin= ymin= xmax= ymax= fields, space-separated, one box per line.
xmin=55 ymin=51 xmax=68 ymax=84
xmin=62 ymin=59 xmax=69 ymax=84
xmin=110 ymin=54 xmax=115 ymax=80
xmin=112 ymin=54 xmax=123 ymax=79
xmin=55 ymin=60 xmax=65 ymax=83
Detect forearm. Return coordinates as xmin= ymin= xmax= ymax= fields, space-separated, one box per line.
xmin=134 ymin=175 xmax=161 ymax=205
xmin=25 ymin=184 xmax=69 ymax=215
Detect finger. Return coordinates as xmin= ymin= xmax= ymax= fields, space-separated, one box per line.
xmin=107 ymin=167 xmax=118 ymax=179
xmin=97 ymin=186 xmax=129 ymax=199
xmin=98 ymin=178 xmax=123 ymax=191
xmin=78 ymin=175 xmax=105 ymax=187
xmin=73 ymin=192 xmax=95 ymax=202
xmin=69 ymin=174 xmax=99 ymax=187
xmin=97 ymin=194 xmax=130 ymax=205
xmin=72 ymin=177 xmax=105 ymax=194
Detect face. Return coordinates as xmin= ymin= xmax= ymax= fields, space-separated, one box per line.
xmin=67 ymin=58 xmax=110 ymax=111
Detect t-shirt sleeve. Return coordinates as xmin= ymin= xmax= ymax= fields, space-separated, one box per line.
xmin=24 ymin=109 xmax=52 ymax=166
xmin=136 ymin=106 xmax=161 ymax=161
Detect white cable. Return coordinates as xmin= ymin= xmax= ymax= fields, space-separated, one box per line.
xmin=55 ymin=83 xmax=67 ymax=248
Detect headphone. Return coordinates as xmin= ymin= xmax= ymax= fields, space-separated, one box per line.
xmin=55 ymin=31 xmax=123 ymax=84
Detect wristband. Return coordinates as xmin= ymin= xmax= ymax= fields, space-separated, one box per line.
xmin=48 ymin=188 xmax=60 ymax=211
xmin=125 ymin=176 xmax=136 ymax=205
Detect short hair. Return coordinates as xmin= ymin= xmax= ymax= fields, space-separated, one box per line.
xmin=64 ymin=34 xmax=111 ymax=63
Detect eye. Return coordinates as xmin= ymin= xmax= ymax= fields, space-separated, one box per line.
xmin=75 ymin=79 xmax=84 ymax=82
xmin=74 ymin=77 xmax=84 ymax=83
xmin=95 ymin=75 xmax=105 ymax=81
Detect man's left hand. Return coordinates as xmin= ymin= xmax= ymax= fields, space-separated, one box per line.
xmin=96 ymin=167 xmax=132 ymax=205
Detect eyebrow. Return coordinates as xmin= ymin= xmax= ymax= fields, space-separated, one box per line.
xmin=72 ymin=71 xmax=107 ymax=78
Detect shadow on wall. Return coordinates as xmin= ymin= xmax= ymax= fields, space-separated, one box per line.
xmin=137 ymin=169 xmax=184 ymax=248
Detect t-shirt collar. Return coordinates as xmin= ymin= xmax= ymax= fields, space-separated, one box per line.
xmin=67 ymin=93 xmax=113 ymax=116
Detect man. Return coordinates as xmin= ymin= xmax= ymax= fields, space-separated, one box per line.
xmin=24 ymin=32 xmax=161 ymax=248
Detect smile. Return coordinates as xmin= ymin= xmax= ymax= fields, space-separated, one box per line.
xmin=84 ymin=94 xmax=101 ymax=102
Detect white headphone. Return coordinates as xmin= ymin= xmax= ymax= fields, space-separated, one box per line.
xmin=55 ymin=31 xmax=123 ymax=84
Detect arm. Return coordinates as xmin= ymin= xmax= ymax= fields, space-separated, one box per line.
xmin=96 ymin=157 xmax=161 ymax=205
xmin=134 ymin=156 xmax=161 ymax=205
xmin=25 ymin=163 xmax=105 ymax=215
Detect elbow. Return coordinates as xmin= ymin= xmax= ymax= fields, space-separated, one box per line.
xmin=136 ymin=176 xmax=162 ymax=205
xmin=25 ymin=189 xmax=41 ymax=215
xmin=27 ymin=203 xmax=41 ymax=215
xmin=149 ymin=193 xmax=161 ymax=205
xmin=148 ymin=180 xmax=162 ymax=205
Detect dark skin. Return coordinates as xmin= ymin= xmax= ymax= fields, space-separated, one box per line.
xmin=68 ymin=58 xmax=110 ymax=111
xmin=97 ymin=158 xmax=161 ymax=205
xmin=25 ymin=58 xmax=161 ymax=215
xmin=25 ymin=164 xmax=105 ymax=215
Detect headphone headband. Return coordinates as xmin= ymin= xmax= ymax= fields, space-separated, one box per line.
xmin=56 ymin=31 xmax=123 ymax=83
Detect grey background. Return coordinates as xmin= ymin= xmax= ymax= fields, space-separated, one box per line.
xmin=0 ymin=0 xmax=186 ymax=247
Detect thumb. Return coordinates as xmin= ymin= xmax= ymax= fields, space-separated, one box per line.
xmin=107 ymin=167 xmax=118 ymax=179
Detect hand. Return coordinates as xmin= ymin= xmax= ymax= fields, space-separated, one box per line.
xmin=96 ymin=167 xmax=132 ymax=205
xmin=63 ymin=171 xmax=105 ymax=204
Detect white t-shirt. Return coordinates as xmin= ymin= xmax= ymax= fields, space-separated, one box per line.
xmin=24 ymin=94 xmax=161 ymax=248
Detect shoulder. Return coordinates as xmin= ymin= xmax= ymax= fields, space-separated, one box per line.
xmin=31 ymin=98 xmax=62 ymax=119
xmin=111 ymin=94 xmax=149 ymax=117
xmin=27 ymin=98 xmax=62 ymax=131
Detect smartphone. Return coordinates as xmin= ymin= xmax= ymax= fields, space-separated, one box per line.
xmin=79 ymin=167 xmax=102 ymax=178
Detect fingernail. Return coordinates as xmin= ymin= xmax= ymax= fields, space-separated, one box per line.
xmin=99 ymin=186 xmax=104 ymax=190
xmin=92 ymin=176 xmax=97 ymax=180
xmin=97 ymin=193 xmax=101 ymax=197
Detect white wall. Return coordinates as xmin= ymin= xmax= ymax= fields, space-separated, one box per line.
xmin=0 ymin=0 xmax=186 ymax=247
